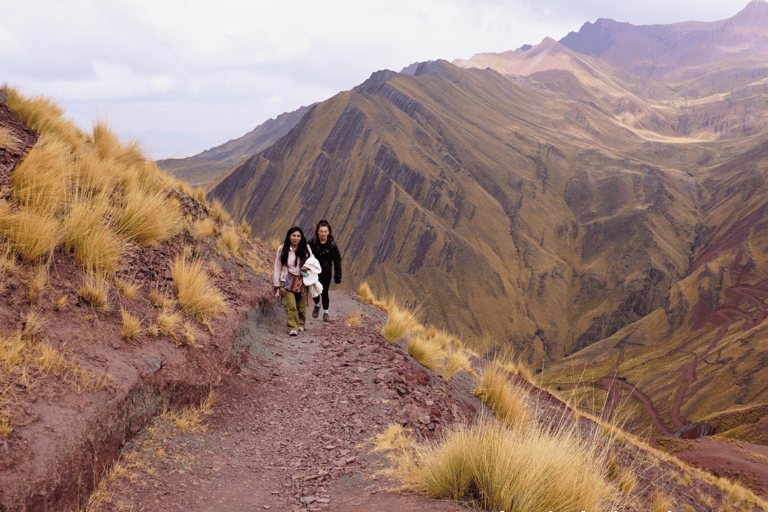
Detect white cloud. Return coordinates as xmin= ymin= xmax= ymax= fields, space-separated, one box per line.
xmin=2 ymin=0 xmax=750 ymax=144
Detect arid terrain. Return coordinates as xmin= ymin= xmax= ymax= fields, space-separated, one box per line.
xmin=4 ymin=2 xmax=768 ymax=511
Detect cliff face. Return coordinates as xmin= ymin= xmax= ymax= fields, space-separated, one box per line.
xmin=209 ymin=60 xmax=705 ymax=365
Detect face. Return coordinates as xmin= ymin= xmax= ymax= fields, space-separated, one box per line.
xmin=318 ymin=226 xmax=330 ymax=243
xmin=290 ymin=231 xmax=302 ymax=247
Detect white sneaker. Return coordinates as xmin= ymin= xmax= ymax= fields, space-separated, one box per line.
xmin=289 ymin=330 xmax=298 ymax=336
xmin=299 ymin=326 xmax=305 ymax=332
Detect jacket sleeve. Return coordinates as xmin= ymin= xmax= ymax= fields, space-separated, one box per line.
xmin=333 ymin=244 xmax=342 ymax=284
xmin=273 ymin=245 xmax=284 ymax=287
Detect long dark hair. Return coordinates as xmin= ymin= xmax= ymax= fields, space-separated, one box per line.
xmin=280 ymin=226 xmax=310 ymax=266
xmin=314 ymin=219 xmax=334 ymax=243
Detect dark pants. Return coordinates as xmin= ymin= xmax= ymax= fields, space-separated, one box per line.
xmin=312 ymin=272 xmax=333 ymax=310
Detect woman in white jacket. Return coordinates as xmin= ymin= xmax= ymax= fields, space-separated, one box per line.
xmin=273 ymin=226 xmax=313 ymax=336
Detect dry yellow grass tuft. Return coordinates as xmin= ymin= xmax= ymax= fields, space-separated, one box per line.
xmin=114 ymin=276 xmax=141 ymax=300
xmin=121 ymin=308 xmax=143 ymax=341
xmin=359 ymin=281 xmax=376 ymax=305
xmin=5 ymin=87 xmax=85 ymax=147
xmin=238 ymin=220 xmax=251 ymax=236
xmin=407 ymin=333 xmax=446 ymax=373
xmin=156 ymin=307 xmax=181 ymax=338
xmin=114 ymin=185 xmax=181 ymax=246
xmin=0 ymin=127 xmax=19 ymax=151
xmin=171 ymin=256 xmax=226 ymax=322
xmin=208 ymin=199 xmax=231 ymax=224
xmin=219 ymin=225 xmax=241 ymax=256
xmin=27 ymin=264 xmax=48 ymax=304
xmin=381 ymin=301 xmax=420 ymax=342
xmin=474 ymin=367 xmax=530 ymax=429
xmin=80 ymin=273 xmax=110 ymax=312
xmin=10 ymin=134 xmax=72 ymax=215
xmin=208 ymin=260 xmax=222 ymax=276
xmin=652 ymin=490 xmax=675 ymax=512
xmin=64 ymin=193 xmax=123 ymax=274
xmin=373 ymin=417 xmax=623 ymax=512
xmin=181 ymin=321 xmax=197 ymax=347
xmin=0 ymin=206 xmax=60 ymax=262
xmin=192 ymin=186 xmax=206 ymax=202
xmin=74 ymin=150 xmax=119 ymax=196
xmin=192 ymin=217 xmax=216 ymax=238
xmin=345 ymin=308 xmax=362 ymax=329
xmin=443 ymin=349 xmax=474 ymax=380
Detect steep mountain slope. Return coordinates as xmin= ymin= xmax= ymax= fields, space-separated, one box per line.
xmin=197 ymin=2 xmax=768 ymax=441
xmin=208 ymin=59 xmax=707 ymax=366
xmin=542 ymin=139 xmax=768 ymax=439
xmin=157 ymin=104 xmax=314 ymax=189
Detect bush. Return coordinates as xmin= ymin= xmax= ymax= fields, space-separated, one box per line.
xmin=171 ymin=256 xmax=226 ymax=321
xmin=375 ymin=417 xmax=622 ymax=512
xmin=0 ymin=206 xmax=60 ymax=262
xmin=114 ymin=185 xmax=180 ymax=245
xmin=381 ymin=301 xmax=419 ymax=342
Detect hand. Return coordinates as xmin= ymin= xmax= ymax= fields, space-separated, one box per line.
xmin=300 ymin=266 xmax=308 ymax=271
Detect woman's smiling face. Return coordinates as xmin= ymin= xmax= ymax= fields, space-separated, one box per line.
xmin=290 ymin=231 xmax=302 ymax=247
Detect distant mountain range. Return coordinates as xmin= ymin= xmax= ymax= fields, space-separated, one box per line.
xmin=166 ymin=1 xmax=768 ymax=440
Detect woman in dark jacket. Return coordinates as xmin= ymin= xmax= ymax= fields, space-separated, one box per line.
xmin=308 ymin=219 xmax=342 ymax=322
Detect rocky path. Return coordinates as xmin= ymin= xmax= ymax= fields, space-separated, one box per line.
xmin=90 ymin=291 xmax=476 ymax=511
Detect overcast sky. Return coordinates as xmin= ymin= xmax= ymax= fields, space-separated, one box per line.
xmin=2 ymin=0 xmax=746 ymax=158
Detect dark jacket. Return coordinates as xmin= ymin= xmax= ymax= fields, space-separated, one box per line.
xmin=308 ymin=235 xmax=342 ymax=284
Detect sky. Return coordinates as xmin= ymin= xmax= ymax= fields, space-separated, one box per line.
xmin=2 ymin=0 xmax=745 ymax=158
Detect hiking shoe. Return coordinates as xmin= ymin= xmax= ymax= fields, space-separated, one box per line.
xmin=299 ymin=326 xmax=305 ymax=332
xmin=312 ymin=305 xmax=320 ymax=318
xmin=289 ymin=330 xmax=298 ymax=336
xmin=323 ymin=313 xmax=330 ymax=322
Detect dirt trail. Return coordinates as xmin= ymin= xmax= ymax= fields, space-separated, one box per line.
xmin=91 ymin=290 xmax=475 ymax=512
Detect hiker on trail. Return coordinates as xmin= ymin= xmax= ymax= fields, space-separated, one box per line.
xmin=274 ymin=226 xmax=313 ymax=336
xmin=308 ymin=219 xmax=342 ymax=322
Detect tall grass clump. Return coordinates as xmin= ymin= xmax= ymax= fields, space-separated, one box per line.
xmin=192 ymin=217 xmax=216 ymax=239
xmin=0 ymin=127 xmax=18 ymax=151
xmin=10 ymin=134 xmax=72 ymax=215
xmin=374 ymin=417 xmax=622 ymax=512
xmin=443 ymin=350 xmax=474 ymax=380
xmin=63 ymin=193 xmax=123 ymax=274
xmin=407 ymin=333 xmax=446 ymax=373
xmin=219 ymin=225 xmax=241 ymax=255
xmin=0 ymin=206 xmax=60 ymax=262
xmin=381 ymin=301 xmax=420 ymax=342
xmin=120 ymin=308 xmax=143 ymax=341
xmin=4 ymin=87 xmax=85 ymax=148
xmin=114 ymin=185 xmax=181 ymax=246
xmin=171 ymin=256 xmax=226 ymax=321
xmin=80 ymin=273 xmax=110 ymax=312
xmin=474 ymin=367 xmax=530 ymax=428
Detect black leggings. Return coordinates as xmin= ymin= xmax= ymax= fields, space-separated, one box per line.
xmin=312 ymin=272 xmax=333 ymax=310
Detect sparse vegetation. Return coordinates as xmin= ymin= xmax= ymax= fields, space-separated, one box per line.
xmin=219 ymin=225 xmax=241 ymax=255
xmin=381 ymin=301 xmax=419 ymax=342
xmin=474 ymin=366 xmax=530 ymax=429
xmin=114 ymin=184 xmax=180 ymax=246
xmin=121 ymin=308 xmax=143 ymax=341
xmin=407 ymin=333 xmax=446 ymax=373
xmin=156 ymin=306 xmax=182 ymax=338
xmin=171 ymin=255 xmax=226 ymax=321
xmin=192 ymin=217 xmax=216 ymax=238
xmin=0 ymin=206 xmax=61 ymax=262
xmin=114 ymin=276 xmax=141 ymax=300
xmin=443 ymin=349 xmax=474 ymax=380
xmin=80 ymin=273 xmax=110 ymax=312
xmin=373 ymin=417 xmax=623 ymax=512
xmin=0 ymin=127 xmax=18 ymax=151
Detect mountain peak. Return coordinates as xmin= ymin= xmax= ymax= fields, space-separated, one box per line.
xmin=738 ymin=0 xmax=768 ymax=14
